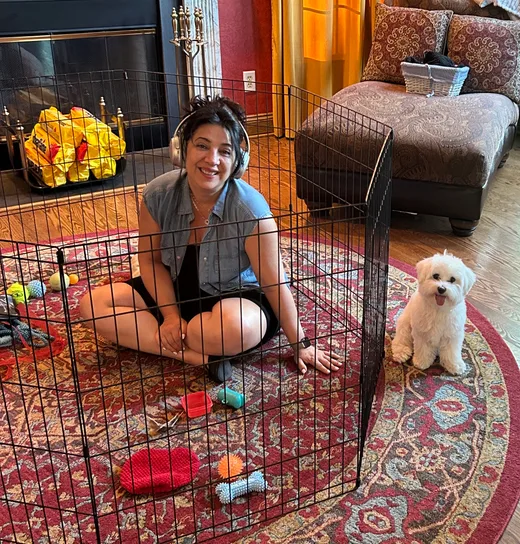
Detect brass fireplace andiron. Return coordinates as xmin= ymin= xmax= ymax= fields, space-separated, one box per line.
xmin=171 ymin=5 xmax=208 ymax=99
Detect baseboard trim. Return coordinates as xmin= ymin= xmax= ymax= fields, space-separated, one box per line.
xmin=245 ymin=112 xmax=274 ymax=137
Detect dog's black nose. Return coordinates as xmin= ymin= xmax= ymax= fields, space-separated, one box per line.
xmin=437 ymin=286 xmax=446 ymax=294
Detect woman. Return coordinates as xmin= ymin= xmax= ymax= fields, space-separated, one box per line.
xmin=79 ymin=96 xmax=341 ymax=382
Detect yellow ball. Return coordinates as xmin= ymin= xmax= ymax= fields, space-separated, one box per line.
xmin=49 ymin=272 xmax=70 ymax=291
xmin=69 ymin=273 xmax=79 ymax=285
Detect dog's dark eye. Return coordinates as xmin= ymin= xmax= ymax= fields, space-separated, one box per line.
xmin=433 ymin=274 xmax=440 ymax=280
xmin=449 ymin=277 xmax=456 ymax=283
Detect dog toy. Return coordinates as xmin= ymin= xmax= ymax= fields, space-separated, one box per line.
xmin=0 ymin=319 xmax=54 ymax=349
xmin=147 ymin=411 xmax=182 ymax=436
xmin=49 ymin=272 xmax=70 ymax=291
xmin=68 ymin=273 xmax=79 ymax=285
xmin=217 ymin=454 xmax=244 ymax=479
xmin=120 ymin=447 xmax=200 ymax=495
xmin=6 ymin=283 xmax=30 ymax=305
xmin=27 ymin=280 xmax=46 ymax=298
xmin=217 ymin=387 xmax=245 ymax=409
xmin=181 ymin=391 xmax=213 ymax=418
xmin=216 ymin=470 xmax=266 ymax=504
xmin=0 ymin=295 xmax=17 ymax=318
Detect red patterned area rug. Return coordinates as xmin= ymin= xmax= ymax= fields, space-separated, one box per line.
xmin=0 ymin=234 xmax=519 ymax=544
xmin=242 ymin=256 xmax=520 ymax=544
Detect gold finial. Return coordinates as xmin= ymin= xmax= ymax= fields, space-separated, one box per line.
xmin=171 ymin=8 xmax=179 ymax=42
xmin=2 ymin=106 xmax=10 ymax=125
xmin=99 ymin=96 xmax=107 ymax=124
xmin=116 ymin=107 xmax=125 ymax=144
xmin=185 ymin=6 xmax=191 ymax=36
xmin=198 ymin=9 xmax=205 ymax=42
xmin=179 ymin=6 xmax=186 ymax=39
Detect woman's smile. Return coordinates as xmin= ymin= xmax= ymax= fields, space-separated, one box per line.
xmin=199 ymin=167 xmax=219 ymax=178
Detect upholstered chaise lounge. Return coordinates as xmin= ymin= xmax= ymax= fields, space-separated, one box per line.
xmin=295 ymin=0 xmax=519 ymax=236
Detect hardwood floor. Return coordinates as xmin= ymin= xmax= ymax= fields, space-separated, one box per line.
xmin=0 ymin=134 xmax=519 ymax=542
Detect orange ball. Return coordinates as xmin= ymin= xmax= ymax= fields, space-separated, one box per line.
xmin=217 ymin=454 xmax=244 ymax=479
xmin=69 ymin=273 xmax=79 ymax=285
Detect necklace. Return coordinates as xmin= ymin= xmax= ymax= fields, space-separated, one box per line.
xmin=190 ymin=192 xmax=212 ymax=225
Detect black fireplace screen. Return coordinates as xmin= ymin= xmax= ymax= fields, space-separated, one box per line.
xmin=0 ymin=31 xmax=167 ymax=142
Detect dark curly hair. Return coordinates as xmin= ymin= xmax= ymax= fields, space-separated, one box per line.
xmin=179 ymin=95 xmax=247 ymax=176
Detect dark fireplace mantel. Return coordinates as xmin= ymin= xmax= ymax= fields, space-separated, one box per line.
xmin=0 ymin=0 xmax=159 ymax=36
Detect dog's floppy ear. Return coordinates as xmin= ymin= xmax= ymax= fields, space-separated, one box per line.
xmin=416 ymin=257 xmax=432 ymax=284
xmin=461 ymin=264 xmax=476 ymax=296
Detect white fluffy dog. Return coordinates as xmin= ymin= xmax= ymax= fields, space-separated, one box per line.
xmin=392 ymin=252 xmax=476 ymax=375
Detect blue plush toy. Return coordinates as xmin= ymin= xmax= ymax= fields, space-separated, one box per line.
xmin=27 ymin=280 xmax=46 ymax=299
xmin=215 ymin=470 xmax=266 ymax=504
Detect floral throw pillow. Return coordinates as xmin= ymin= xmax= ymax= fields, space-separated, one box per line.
xmin=362 ymin=4 xmax=453 ymax=84
xmin=391 ymin=0 xmax=508 ymax=19
xmin=448 ymin=15 xmax=520 ymax=103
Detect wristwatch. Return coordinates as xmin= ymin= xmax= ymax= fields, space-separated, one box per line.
xmin=295 ymin=336 xmax=312 ymax=350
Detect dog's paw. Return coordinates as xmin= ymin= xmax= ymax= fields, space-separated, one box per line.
xmin=391 ymin=342 xmax=413 ymax=363
xmin=442 ymin=358 xmax=467 ymax=376
xmin=412 ymin=355 xmax=434 ymax=371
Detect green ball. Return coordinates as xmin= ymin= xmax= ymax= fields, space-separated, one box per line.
xmin=6 ymin=282 xmax=30 ymax=304
xmin=49 ymin=272 xmax=70 ymax=291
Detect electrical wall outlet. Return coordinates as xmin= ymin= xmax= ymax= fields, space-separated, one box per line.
xmin=243 ymin=70 xmax=256 ymax=92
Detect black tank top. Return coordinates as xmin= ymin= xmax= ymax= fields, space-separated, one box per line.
xmin=175 ymin=244 xmax=202 ymax=304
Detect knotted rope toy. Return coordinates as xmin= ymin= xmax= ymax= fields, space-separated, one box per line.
xmin=0 ymin=319 xmax=55 ymax=349
xmin=0 ymin=294 xmax=54 ymax=349
xmin=0 ymin=294 xmax=58 ymax=380
xmin=215 ymin=470 xmax=267 ymax=504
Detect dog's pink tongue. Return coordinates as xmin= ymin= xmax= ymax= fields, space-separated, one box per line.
xmin=435 ymin=295 xmax=446 ymax=306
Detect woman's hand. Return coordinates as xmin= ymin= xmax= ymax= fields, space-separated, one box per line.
xmin=295 ymin=345 xmax=343 ymax=375
xmin=156 ymin=314 xmax=188 ymax=354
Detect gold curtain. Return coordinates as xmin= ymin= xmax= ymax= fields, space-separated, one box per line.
xmin=272 ymin=0 xmax=374 ymax=137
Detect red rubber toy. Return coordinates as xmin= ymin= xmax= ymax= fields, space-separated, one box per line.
xmin=181 ymin=391 xmax=213 ymax=418
xmin=120 ymin=447 xmax=200 ymax=495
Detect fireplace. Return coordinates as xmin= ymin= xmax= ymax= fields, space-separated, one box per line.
xmin=0 ymin=0 xmax=183 ymax=154
xmin=0 ymin=0 xmax=226 ymax=205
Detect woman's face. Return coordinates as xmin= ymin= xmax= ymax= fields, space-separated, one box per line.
xmin=185 ymin=124 xmax=236 ymax=195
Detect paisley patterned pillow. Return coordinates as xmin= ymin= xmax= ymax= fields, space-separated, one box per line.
xmin=390 ymin=0 xmax=508 ymax=19
xmin=362 ymin=4 xmax=453 ymax=85
xmin=448 ymin=15 xmax=520 ymax=103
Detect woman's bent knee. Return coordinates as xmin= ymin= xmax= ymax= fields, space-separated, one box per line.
xmin=209 ymin=299 xmax=267 ymax=354
xmin=79 ymin=285 xmax=114 ymax=328
xmin=79 ymin=292 xmax=95 ymax=326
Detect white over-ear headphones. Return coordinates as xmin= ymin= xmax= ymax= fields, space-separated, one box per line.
xmin=169 ymin=111 xmax=250 ymax=179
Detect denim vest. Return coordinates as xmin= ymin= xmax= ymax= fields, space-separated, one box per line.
xmin=142 ymin=170 xmax=273 ymax=295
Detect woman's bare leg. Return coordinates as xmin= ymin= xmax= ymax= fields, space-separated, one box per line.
xmin=79 ymin=283 xmax=203 ymax=365
xmin=80 ymin=287 xmax=267 ymax=367
xmin=79 ymin=283 xmax=158 ymax=349
xmin=184 ymin=297 xmax=268 ymax=356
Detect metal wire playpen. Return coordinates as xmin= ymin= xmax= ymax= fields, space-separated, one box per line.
xmin=0 ymin=70 xmax=393 ymax=543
